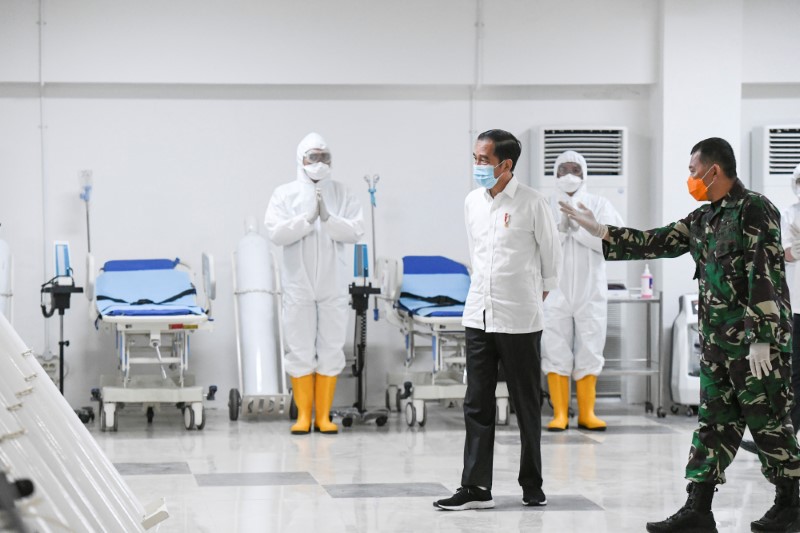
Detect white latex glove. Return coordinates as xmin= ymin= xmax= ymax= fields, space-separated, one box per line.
xmin=306 ymin=193 xmax=320 ymax=223
xmin=792 ymin=239 xmax=800 ymax=261
xmin=557 ymin=212 xmax=571 ymax=233
xmin=747 ymin=343 xmax=773 ymax=380
xmin=569 ymin=217 xmax=579 ymax=231
xmin=559 ymin=201 xmax=607 ymax=238
xmin=318 ymin=189 xmax=330 ymax=222
xmin=791 ymin=221 xmax=800 ymax=239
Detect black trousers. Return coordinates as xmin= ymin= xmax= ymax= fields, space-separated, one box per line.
xmin=792 ymin=314 xmax=800 ymax=431
xmin=461 ymin=327 xmax=543 ymax=490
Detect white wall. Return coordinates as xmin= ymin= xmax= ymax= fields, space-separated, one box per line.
xmin=1 ymin=0 xmax=799 ymax=410
xmin=742 ymin=0 xmax=800 ymax=84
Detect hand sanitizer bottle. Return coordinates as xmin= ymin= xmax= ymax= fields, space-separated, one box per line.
xmin=641 ymin=263 xmax=653 ymax=299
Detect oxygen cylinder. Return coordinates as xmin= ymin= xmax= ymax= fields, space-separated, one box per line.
xmin=0 ymin=239 xmax=11 ymax=318
xmin=235 ymin=219 xmax=281 ymax=396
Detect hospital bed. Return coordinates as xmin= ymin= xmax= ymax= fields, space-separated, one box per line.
xmin=86 ymin=255 xmax=216 ymax=431
xmin=378 ymin=255 xmax=509 ymax=427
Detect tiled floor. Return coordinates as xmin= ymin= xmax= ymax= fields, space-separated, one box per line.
xmin=91 ymin=400 xmax=777 ymax=532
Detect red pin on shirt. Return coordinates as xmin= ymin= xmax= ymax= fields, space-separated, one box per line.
xmin=504 ymin=213 xmax=510 ymax=227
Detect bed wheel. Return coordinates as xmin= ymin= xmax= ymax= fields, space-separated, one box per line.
xmin=405 ymin=402 xmax=416 ymax=427
xmin=228 ymin=388 xmax=241 ymax=421
xmin=100 ymin=402 xmax=117 ymax=432
xmin=194 ymin=404 xmax=205 ymax=430
xmin=416 ymin=401 xmax=427 ymax=427
xmin=183 ymin=406 xmax=195 ymax=430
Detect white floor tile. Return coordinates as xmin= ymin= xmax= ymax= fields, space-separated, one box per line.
xmin=87 ymin=402 xmax=778 ymax=532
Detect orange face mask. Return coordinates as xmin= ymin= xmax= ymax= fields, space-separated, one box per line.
xmin=687 ymin=166 xmax=716 ymax=202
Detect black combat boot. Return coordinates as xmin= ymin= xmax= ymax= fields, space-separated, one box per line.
xmin=751 ymin=477 xmax=800 ymax=532
xmin=646 ymin=482 xmax=718 ymax=533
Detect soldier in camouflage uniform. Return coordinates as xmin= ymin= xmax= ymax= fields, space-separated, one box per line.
xmin=561 ymin=137 xmax=800 ymax=533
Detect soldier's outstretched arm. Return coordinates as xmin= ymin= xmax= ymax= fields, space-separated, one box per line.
xmin=600 ymin=213 xmax=696 ymax=262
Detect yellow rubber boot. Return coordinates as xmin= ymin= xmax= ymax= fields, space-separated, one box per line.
xmin=576 ymin=375 xmax=607 ymax=431
xmin=290 ymin=374 xmax=314 ymax=435
xmin=546 ymin=373 xmax=570 ymax=432
xmin=314 ymin=374 xmax=339 ymax=434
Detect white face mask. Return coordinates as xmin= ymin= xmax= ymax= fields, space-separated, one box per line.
xmin=556 ymin=173 xmax=583 ymax=194
xmin=304 ymin=162 xmax=331 ymax=182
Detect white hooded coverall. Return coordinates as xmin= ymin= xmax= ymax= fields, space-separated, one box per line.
xmin=782 ymin=167 xmax=800 ymax=312
xmin=264 ymin=133 xmax=365 ymax=377
xmin=542 ymin=151 xmax=624 ymax=380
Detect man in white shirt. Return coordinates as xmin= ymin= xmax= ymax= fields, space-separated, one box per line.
xmin=434 ymin=129 xmax=562 ymax=511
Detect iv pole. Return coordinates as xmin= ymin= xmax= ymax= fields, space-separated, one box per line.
xmin=363 ymin=175 xmax=380 ymax=320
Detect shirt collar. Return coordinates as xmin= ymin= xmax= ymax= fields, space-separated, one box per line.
xmin=716 ymin=178 xmax=747 ymax=209
xmin=482 ymin=176 xmax=518 ymax=201
xmin=497 ymin=176 xmax=519 ymax=198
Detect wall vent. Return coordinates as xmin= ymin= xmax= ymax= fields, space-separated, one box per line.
xmin=751 ymin=125 xmax=800 ymax=212
xmin=541 ymin=128 xmax=625 ymax=177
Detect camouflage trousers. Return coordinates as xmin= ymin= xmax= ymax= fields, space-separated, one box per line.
xmin=686 ymin=347 xmax=800 ymax=484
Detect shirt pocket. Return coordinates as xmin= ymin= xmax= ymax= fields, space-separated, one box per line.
xmin=711 ymin=232 xmax=748 ymax=313
xmin=714 ymin=232 xmax=745 ymax=280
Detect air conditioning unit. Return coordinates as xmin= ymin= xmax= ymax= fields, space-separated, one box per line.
xmin=751 ymin=126 xmax=800 ymax=213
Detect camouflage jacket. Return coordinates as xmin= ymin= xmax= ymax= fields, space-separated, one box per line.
xmin=603 ymin=179 xmax=791 ymax=361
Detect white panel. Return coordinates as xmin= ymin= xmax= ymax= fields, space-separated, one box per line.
xmin=0 ymin=99 xmax=43 ymax=350
xmin=41 ymin=0 xmax=475 ymax=84
xmin=0 ymin=0 xmax=40 ymax=82
xmin=655 ymin=0 xmax=743 ymax=393
xmin=743 ymin=0 xmax=800 ymax=84
xmin=482 ymin=0 xmax=658 ymax=85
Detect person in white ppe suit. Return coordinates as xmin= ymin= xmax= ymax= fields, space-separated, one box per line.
xmin=542 ymin=150 xmax=623 ymax=431
xmin=264 ymin=132 xmax=364 ymax=435
xmin=741 ymin=162 xmax=800 ymax=454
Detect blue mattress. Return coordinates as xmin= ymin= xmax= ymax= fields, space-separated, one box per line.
xmin=95 ymin=262 xmax=204 ymax=317
xmin=397 ymin=256 xmax=469 ymax=318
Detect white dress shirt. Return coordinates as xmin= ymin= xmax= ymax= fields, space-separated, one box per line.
xmin=463 ymin=177 xmax=562 ymax=334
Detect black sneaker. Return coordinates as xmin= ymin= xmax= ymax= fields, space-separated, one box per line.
xmin=522 ymin=486 xmax=547 ymax=506
xmin=434 ymin=486 xmax=494 ymax=511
